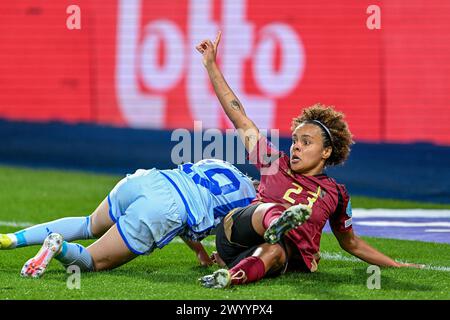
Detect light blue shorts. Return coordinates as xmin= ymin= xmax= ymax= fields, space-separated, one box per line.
xmin=107 ymin=169 xmax=187 ymax=255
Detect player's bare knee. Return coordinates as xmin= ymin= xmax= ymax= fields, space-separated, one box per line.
xmin=89 ymin=213 xmax=110 ymax=238
xmin=265 ymin=243 xmax=286 ymax=265
xmin=256 ymin=243 xmax=286 ymax=267
xmin=92 ymin=255 xmax=112 ymax=271
xmin=89 ymin=214 xmax=102 ymax=238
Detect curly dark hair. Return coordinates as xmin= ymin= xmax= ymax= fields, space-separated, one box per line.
xmin=291 ymin=103 xmax=354 ymax=166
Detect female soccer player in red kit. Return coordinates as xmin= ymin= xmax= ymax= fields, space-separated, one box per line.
xmin=196 ymin=32 xmax=424 ymax=289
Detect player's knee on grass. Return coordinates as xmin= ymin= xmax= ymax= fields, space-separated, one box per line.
xmin=89 ymin=244 xmax=137 ymax=272
xmin=91 ymin=254 xmax=122 ymax=271
xmin=254 ymin=243 xmax=287 ymax=273
xmin=92 ymin=257 xmax=109 ymax=271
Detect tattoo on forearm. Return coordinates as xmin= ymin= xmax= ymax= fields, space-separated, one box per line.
xmin=230 ymin=99 xmax=241 ymax=111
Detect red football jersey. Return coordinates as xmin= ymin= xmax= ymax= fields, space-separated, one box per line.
xmin=248 ymin=136 xmax=352 ymax=272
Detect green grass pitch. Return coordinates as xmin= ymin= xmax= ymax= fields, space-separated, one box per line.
xmin=0 ymin=165 xmax=449 ymax=300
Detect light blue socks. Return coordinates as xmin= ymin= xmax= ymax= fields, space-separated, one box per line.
xmin=13 ymin=216 xmax=94 ymax=248
xmin=56 ymin=241 xmax=95 ymax=271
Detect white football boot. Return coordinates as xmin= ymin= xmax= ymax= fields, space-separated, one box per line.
xmin=20 ymin=233 xmax=63 ymax=278
xmin=199 ymin=269 xmax=232 ymax=289
xmin=264 ymin=204 xmax=312 ymax=244
xmin=199 ymin=268 xmax=250 ymax=289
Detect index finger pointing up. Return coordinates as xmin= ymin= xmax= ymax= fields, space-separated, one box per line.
xmin=214 ymin=31 xmax=222 ymax=49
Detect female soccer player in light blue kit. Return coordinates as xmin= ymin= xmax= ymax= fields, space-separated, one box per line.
xmin=0 ymin=159 xmax=256 ymax=278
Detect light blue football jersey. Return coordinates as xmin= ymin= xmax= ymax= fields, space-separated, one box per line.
xmin=159 ymin=159 xmax=256 ymax=236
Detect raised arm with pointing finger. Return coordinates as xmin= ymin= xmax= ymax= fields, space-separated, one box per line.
xmin=196 ymin=31 xmax=260 ymax=153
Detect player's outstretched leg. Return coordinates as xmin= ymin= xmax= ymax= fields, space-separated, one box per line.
xmin=1 ymin=198 xmax=113 ymax=250
xmin=264 ymin=204 xmax=312 ymax=244
xmin=20 ymin=233 xmax=63 ymax=278
xmin=0 ymin=216 xmax=92 ymax=250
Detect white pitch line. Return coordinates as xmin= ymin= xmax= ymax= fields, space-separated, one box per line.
xmin=323 ymin=252 xmax=450 ymax=272
xmin=355 ymin=221 xmax=450 ymax=228
xmin=423 ymin=265 xmax=450 ymax=272
xmin=353 ymin=220 xmax=450 ymax=228
xmin=353 ymin=209 xmax=450 ymax=218
xmin=171 ymin=239 xmax=450 ymax=272
xmin=0 ymin=221 xmax=33 ymax=228
xmin=425 ymin=229 xmax=450 ymax=233
xmin=319 ymin=251 xmax=360 ymax=263
xmin=2 ymin=219 xmax=449 ymax=272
